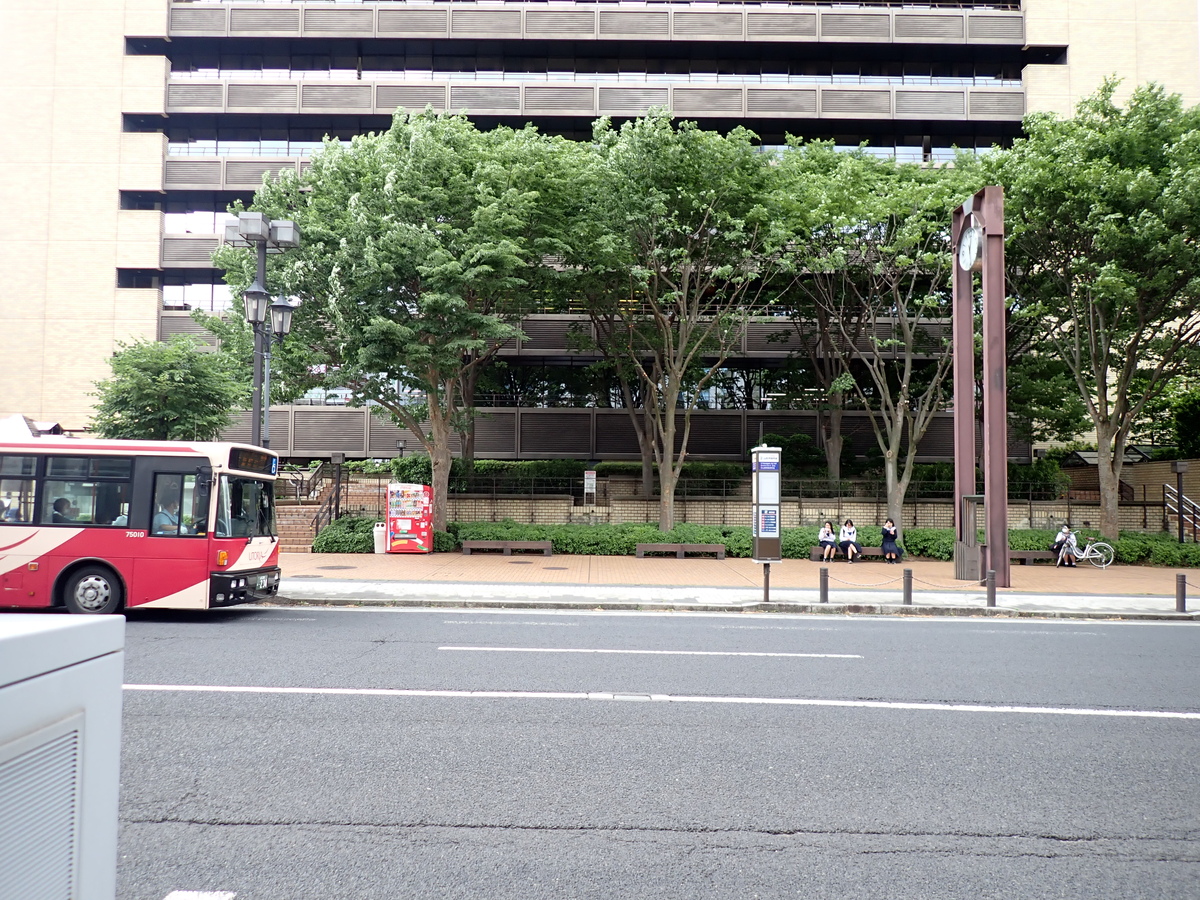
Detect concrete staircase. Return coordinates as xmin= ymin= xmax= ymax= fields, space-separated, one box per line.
xmin=277 ymin=504 xmax=318 ymax=553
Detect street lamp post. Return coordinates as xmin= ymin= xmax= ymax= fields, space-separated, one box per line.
xmin=224 ymin=212 xmax=300 ymax=447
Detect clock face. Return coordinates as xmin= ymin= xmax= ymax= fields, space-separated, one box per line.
xmin=958 ymin=225 xmax=982 ymax=271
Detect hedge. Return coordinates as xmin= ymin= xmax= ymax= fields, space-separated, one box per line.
xmin=311 ymin=516 xmax=1199 ymax=566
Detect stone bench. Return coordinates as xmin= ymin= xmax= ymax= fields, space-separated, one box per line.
xmin=1009 ymin=550 xmax=1057 ymax=565
xmin=635 ymin=542 xmax=726 ymax=560
xmin=810 ymin=545 xmax=886 ymax=561
xmin=461 ymin=540 xmax=553 ymax=556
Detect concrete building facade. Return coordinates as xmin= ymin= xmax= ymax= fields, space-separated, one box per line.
xmin=1 ymin=0 xmax=1198 ymax=435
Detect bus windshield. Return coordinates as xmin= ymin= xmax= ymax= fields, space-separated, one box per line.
xmin=215 ymin=475 xmax=276 ymax=538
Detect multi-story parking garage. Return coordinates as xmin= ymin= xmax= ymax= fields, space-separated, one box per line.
xmin=3 ymin=1 xmax=1198 ymax=457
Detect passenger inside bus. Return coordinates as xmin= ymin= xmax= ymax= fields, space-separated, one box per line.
xmin=51 ymin=498 xmax=76 ymax=523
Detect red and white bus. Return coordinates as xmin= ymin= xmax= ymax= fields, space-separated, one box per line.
xmin=0 ymin=438 xmax=283 ymax=614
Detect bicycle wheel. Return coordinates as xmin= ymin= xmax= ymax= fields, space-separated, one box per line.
xmin=1089 ymin=542 xmax=1115 ymax=569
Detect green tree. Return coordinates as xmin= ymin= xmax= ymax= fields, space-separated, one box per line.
xmin=216 ymin=111 xmax=556 ymax=530
xmin=89 ymin=335 xmax=247 ymax=440
xmin=990 ymin=82 xmax=1200 ymax=539
xmin=564 ymin=113 xmax=784 ymax=529
xmin=774 ymin=142 xmax=971 ymax=536
xmin=1174 ymin=390 xmax=1200 ymax=458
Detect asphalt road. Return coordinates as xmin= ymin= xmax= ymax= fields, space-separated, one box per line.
xmin=117 ymin=607 xmax=1200 ymax=899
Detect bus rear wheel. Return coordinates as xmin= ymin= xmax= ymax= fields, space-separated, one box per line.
xmin=63 ymin=566 xmax=124 ymax=615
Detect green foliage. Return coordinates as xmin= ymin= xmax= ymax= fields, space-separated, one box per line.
xmin=89 ymin=335 xmax=248 ymax=441
xmin=319 ymin=515 xmax=1197 ymax=565
xmin=1174 ymin=391 xmax=1200 ymax=458
xmin=760 ymin=432 xmax=824 ymax=473
xmin=990 ymin=81 xmax=1200 ymax=537
xmin=312 ymin=515 xmax=377 ymax=553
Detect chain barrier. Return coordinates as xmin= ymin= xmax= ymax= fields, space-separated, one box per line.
xmin=826 ymin=574 xmax=904 ymax=588
xmin=910 ymin=575 xmax=984 ymax=590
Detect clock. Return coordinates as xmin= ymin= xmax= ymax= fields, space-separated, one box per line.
xmin=958 ymin=225 xmax=983 ymax=271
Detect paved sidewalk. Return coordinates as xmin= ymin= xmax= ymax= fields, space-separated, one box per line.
xmin=277 ymin=552 xmax=1200 ymax=620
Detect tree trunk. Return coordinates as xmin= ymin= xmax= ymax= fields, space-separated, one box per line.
xmin=1095 ymin=422 xmax=1123 ymax=541
xmin=427 ymin=401 xmax=453 ymax=534
xmin=820 ymin=400 xmax=844 ymax=486
xmin=657 ymin=408 xmax=678 ymax=531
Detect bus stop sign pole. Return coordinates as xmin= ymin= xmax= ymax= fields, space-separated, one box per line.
xmin=752 ymin=445 xmax=782 ymax=603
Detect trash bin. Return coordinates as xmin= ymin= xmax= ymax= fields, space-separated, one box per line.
xmin=373 ymin=522 xmax=387 ymax=554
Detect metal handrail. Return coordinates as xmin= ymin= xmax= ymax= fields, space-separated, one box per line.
xmin=1164 ymin=484 xmax=1200 ymax=543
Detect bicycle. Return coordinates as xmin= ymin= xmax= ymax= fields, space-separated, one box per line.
xmin=1060 ymin=531 xmax=1115 ymax=569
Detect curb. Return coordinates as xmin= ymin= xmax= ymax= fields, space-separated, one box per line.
xmin=272 ymin=589 xmax=1199 ymax=622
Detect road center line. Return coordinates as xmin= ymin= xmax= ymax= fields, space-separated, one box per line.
xmin=162 ymin=892 xmax=236 ymax=900
xmin=122 ymin=684 xmax=1200 ymax=721
xmin=437 ymin=646 xmax=861 ymax=658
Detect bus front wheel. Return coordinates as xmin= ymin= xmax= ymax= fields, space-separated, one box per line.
xmin=63 ymin=566 xmax=124 ymax=615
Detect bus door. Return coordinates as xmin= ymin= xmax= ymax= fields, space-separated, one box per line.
xmin=134 ymin=465 xmax=213 ymax=609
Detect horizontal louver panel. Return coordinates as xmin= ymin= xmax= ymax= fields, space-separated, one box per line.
xmin=820 ymin=12 xmax=890 ymax=39
xmin=225 ymin=160 xmax=296 ymax=185
xmin=166 ymin=83 xmax=223 ymax=108
xmin=524 ymin=86 xmax=595 ymax=113
xmin=673 ymin=88 xmax=743 ymax=115
xmin=162 ymin=236 xmax=220 ymax=266
xmin=302 ymin=84 xmax=372 ymax=110
xmin=227 ymin=83 xmax=297 ymax=109
xmin=378 ymin=84 xmax=447 ymax=111
xmin=821 ymin=89 xmax=891 ymax=116
xmin=673 ymin=12 xmax=743 ymax=37
xmin=747 ymin=12 xmax=816 ymax=37
xmin=594 ymin=413 xmax=641 ymax=456
xmin=169 ymin=7 xmax=227 ymax=34
xmin=968 ymin=15 xmax=1024 ymax=41
xmin=0 ymin=730 xmax=79 ymax=900
xmin=450 ymin=86 xmax=521 ymax=111
xmin=519 ymin=319 xmax=584 ymax=350
xmin=525 ymin=10 xmax=595 ymax=35
xmin=681 ymin=414 xmax=743 ymax=455
xmin=164 ymin=159 xmax=222 ymax=187
xmin=894 ymin=13 xmax=963 ymax=41
xmin=744 ymin=322 xmax=801 ymax=352
xmin=159 ymin=314 xmax=217 ymax=343
xmin=473 ymin=412 xmax=517 ymax=456
xmin=598 ymin=87 xmax=669 ymax=114
xmin=895 ymin=90 xmax=965 ymax=117
xmin=746 ymin=89 xmax=817 ymax=115
xmin=451 ymin=9 xmax=522 ymax=35
xmin=303 ymin=8 xmax=374 ymax=35
xmin=599 ymin=11 xmax=669 ymax=36
xmin=293 ymin=409 xmax=367 ymax=452
xmin=377 ymin=9 xmax=447 ymax=34
xmin=521 ymin=412 xmax=592 ymax=455
xmin=969 ymin=91 xmax=1025 ymax=118
xmin=228 ymin=8 xmax=300 ymax=33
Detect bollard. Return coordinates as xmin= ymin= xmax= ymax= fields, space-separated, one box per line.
xmin=763 ymin=562 xmax=771 ymax=605
xmin=986 ymin=569 xmax=996 ymax=608
xmin=820 ymin=567 xmax=829 ymax=604
xmin=1178 ymin=573 xmax=1187 ymax=614
xmin=903 ymin=568 xmax=913 ymax=605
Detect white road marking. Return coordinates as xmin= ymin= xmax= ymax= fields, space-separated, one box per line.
xmin=437 ymin=646 xmax=862 ymax=659
xmin=442 ymin=620 xmax=579 ymax=626
xmin=162 ymin=892 xmax=236 ymax=900
xmin=123 ymin=684 xmax=1200 ymax=721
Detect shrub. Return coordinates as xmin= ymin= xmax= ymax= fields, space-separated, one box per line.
xmin=312 ymin=515 xmax=376 ymax=553
xmin=433 ymin=530 xmax=458 ymax=553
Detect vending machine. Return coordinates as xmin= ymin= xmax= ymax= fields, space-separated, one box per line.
xmin=386 ymin=482 xmax=433 ymax=553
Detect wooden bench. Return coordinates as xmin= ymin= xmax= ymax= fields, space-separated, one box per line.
xmin=1009 ymin=550 xmax=1057 ymax=565
xmin=810 ymin=545 xmax=885 ymax=562
xmin=461 ymin=540 xmax=553 ymax=556
xmin=636 ymin=542 xmax=726 ymax=560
